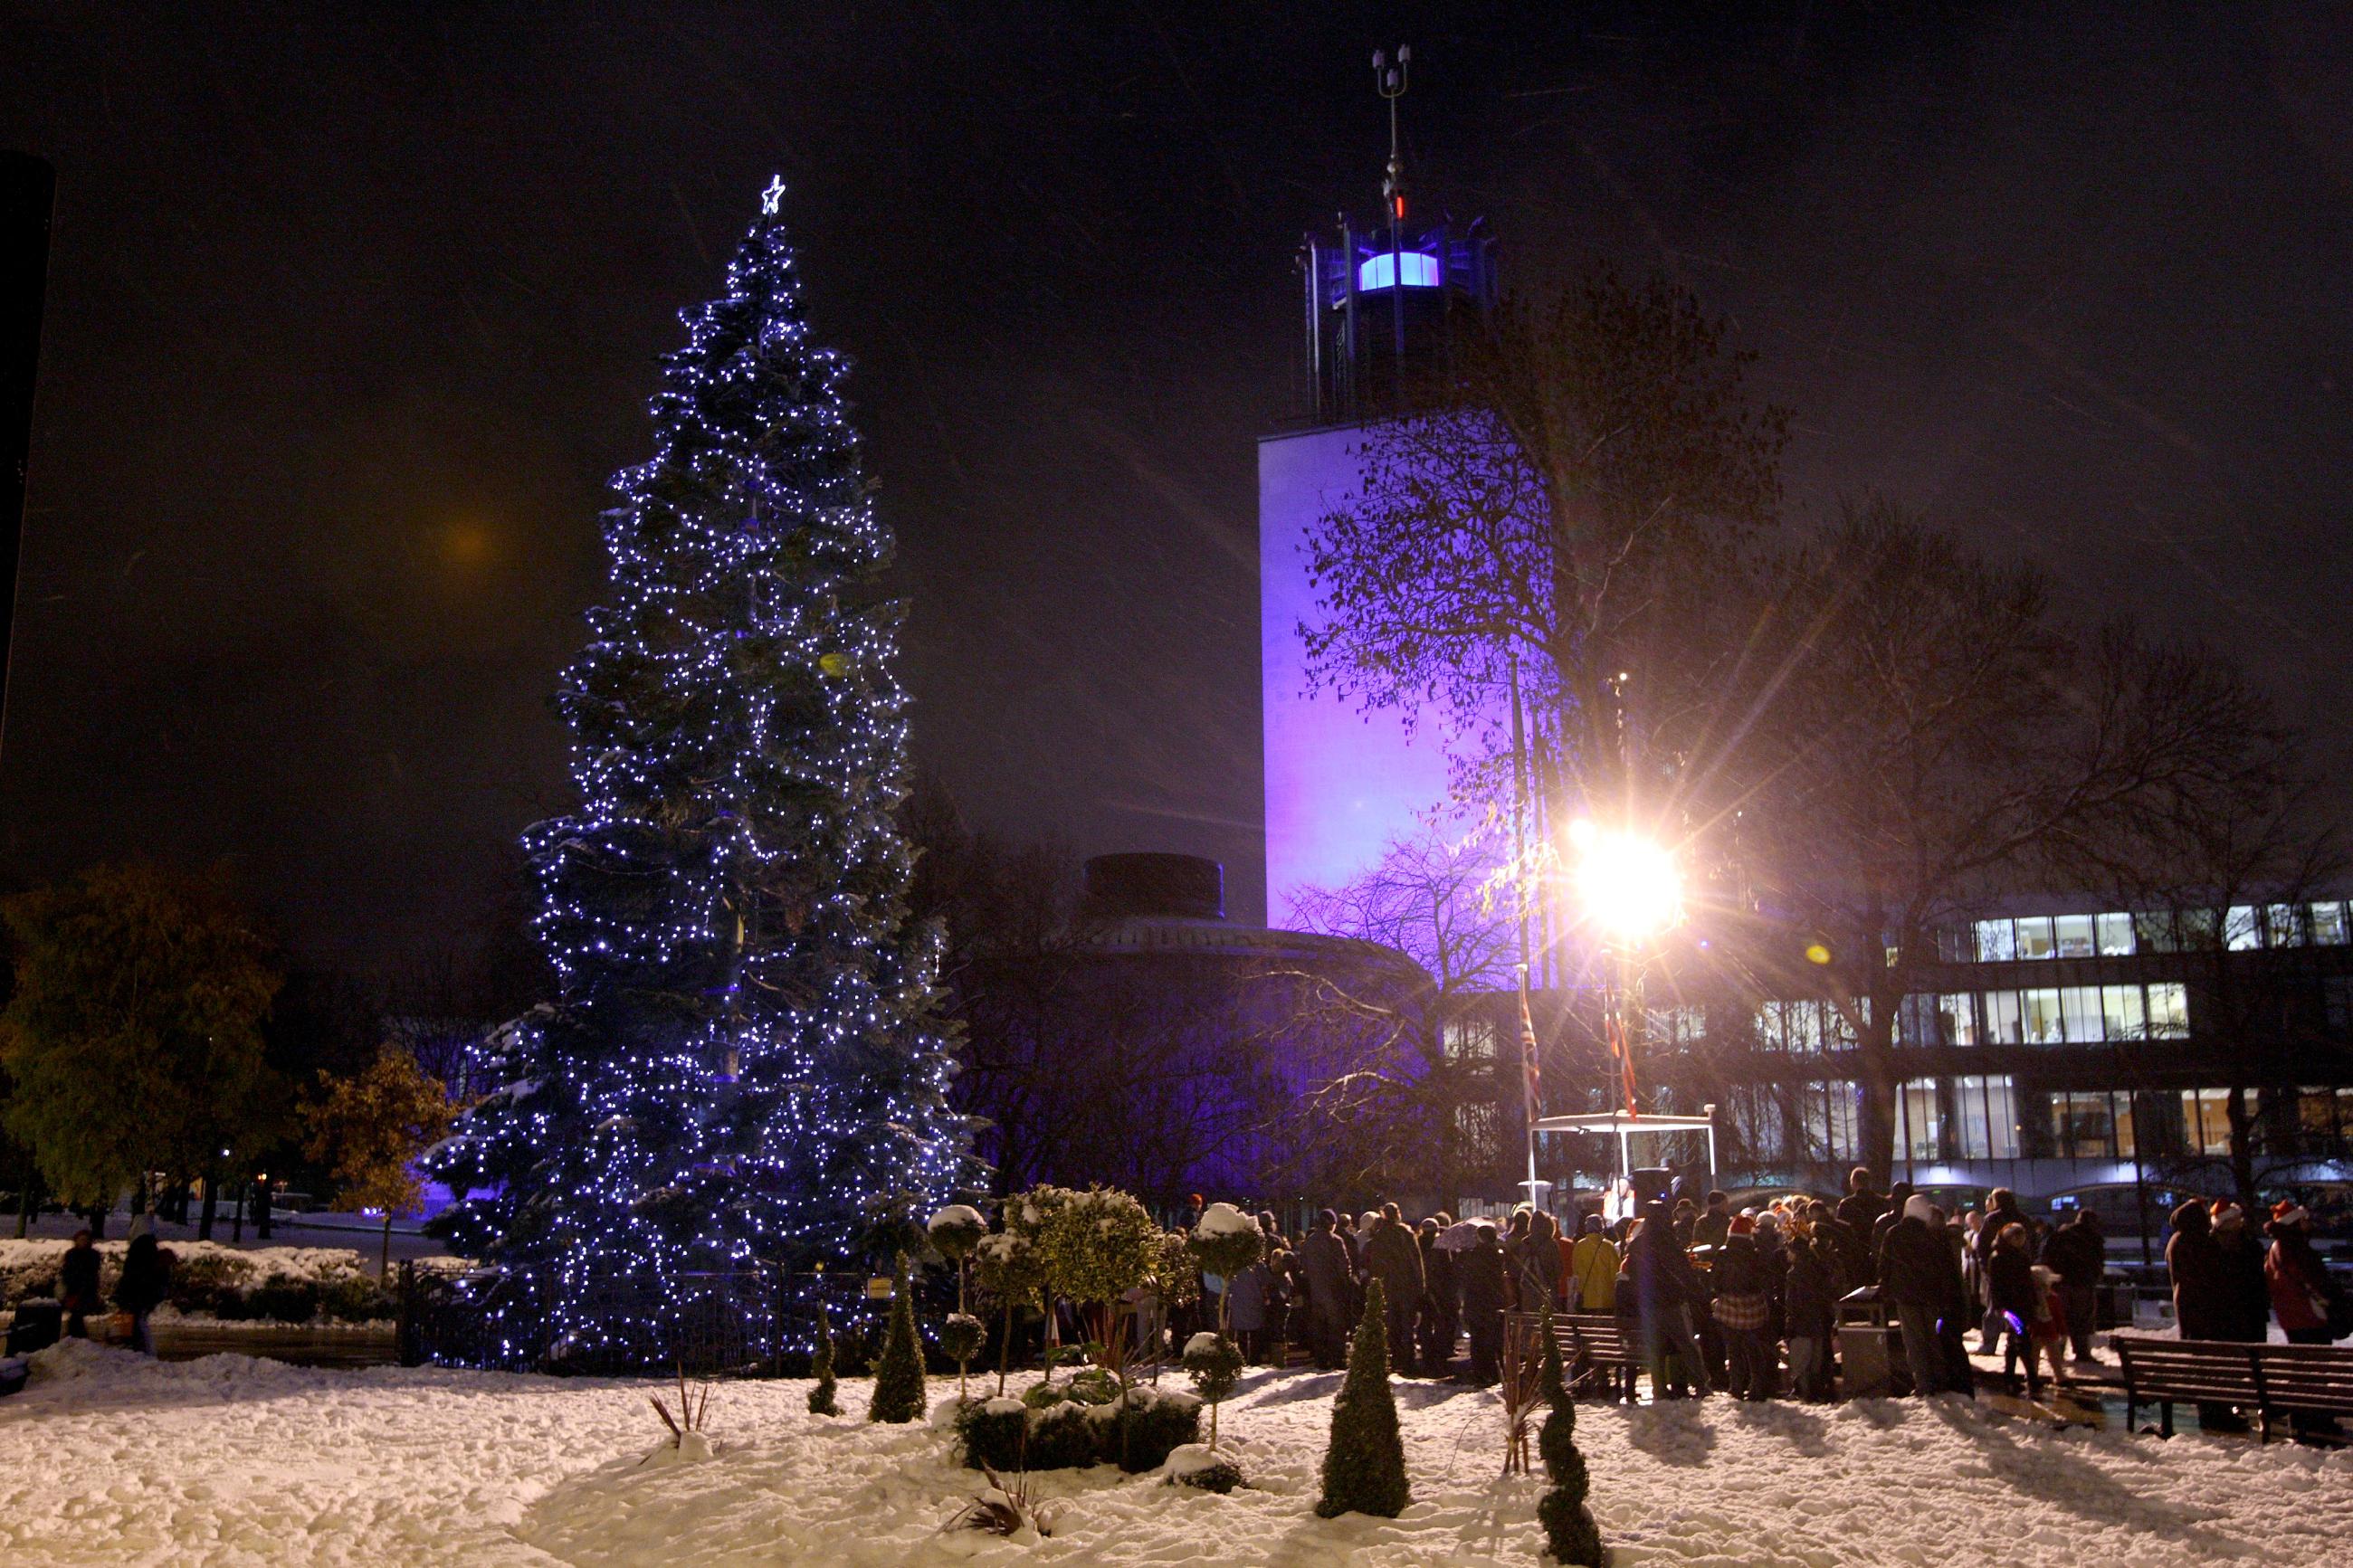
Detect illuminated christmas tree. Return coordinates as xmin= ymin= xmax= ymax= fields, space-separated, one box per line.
xmin=425 ymin=177 xmax=967 ymax=1360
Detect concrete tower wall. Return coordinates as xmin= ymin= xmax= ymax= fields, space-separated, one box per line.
xmin=1258 ymin=423 xmax=1457 ymax=921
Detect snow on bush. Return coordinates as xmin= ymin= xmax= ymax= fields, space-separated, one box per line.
xmin=0 ymin=1239 xmax=386 ymax=1320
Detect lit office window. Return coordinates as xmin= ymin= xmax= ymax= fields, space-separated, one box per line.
xmin=1900 ymin=1079 xmax=1943 ymax=1161
xmin=2051 ymin=1091 xmax=2117 ymax=1158
xmin=1443 ymin=1019 xmax=1498 ymax=1061
xmin=2096 ymin=912 xmax=2137 ymax=955
xmin=2021 ymin=988 xmax=2064 ymax=1044
xmin=2148 ymin=982 xmax=2190 ymax=1038
xmin=1804 ymin=1084 xmax=1862 ymax=1161
xmin=1975 ymin=918 xmax=2016 ymax=962
xmin=2101 ymin=984 xmax=2145 ymax=1041
xmin=1986 ymin=991 xmax=2024 ymax=1045
xmin=2055 ymin=915 xmax=2096 ymax=958
xmin=2312 ymin=902 xmax=2349 ymax=946
xmin=1941 ymin=993 xmax=1980 ymax=1046
xmin=2225 ymin=906 xmax=2263 ymax=951
xmin=2133 ymin=910 xmax=2179 ymax=954
xmin=2266 ymin=904 xmax=2307 ymax=948
xmin=2178 ymin=908 xmax=2221 ymax=950
xmin=1957 ymin=1074 xmax=2019 ymax=1159
xmin=2113 ymin=1092 xmax=2139 ymax=1158
xmin=2060 ymin=986 xmax=2103 ymax=1042
xmin=2015 ymin=917 xmax=2057 ymax=959
xmin=2181 ymin=1088 xmax=2240 ymax=1155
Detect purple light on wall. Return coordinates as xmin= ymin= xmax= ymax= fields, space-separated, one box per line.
xmin=1260 ymin=425 xmax=1459 ymax=917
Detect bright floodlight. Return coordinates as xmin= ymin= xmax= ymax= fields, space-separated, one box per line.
xmin=1568 ymin=819 xmax=1683 ymax=942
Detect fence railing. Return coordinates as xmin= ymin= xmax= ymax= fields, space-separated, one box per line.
xmin=395 ymin=1261 xmax=891 ymax=1376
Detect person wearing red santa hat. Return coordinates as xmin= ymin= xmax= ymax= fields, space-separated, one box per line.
xmin=2266 ymin=1201 xmax=2349 ymax=1438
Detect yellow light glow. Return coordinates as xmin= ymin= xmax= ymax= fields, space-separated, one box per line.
xmin=1569 ymin=821 xmax=1683 ymax=942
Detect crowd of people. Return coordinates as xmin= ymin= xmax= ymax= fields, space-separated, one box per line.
xmin=1186 ymin=1168 xmax=2349 ymax=1412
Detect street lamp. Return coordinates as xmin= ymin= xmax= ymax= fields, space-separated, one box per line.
xmin=1567 ymin=818 xmax=1683 ymax=942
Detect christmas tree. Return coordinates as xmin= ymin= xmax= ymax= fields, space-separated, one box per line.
xmin=424 ymin=176 xmax=967 ymax=1363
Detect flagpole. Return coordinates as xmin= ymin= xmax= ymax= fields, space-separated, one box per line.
xmin=1509 ymin=655 xmax=1544 ymax=1206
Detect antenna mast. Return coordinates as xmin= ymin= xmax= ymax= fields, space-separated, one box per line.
xmin=1373 ymin=45 xmax=1412 ymax=394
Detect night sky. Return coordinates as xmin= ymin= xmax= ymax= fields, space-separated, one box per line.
xmin=2 ymin=3 xmax=2348 ymax=974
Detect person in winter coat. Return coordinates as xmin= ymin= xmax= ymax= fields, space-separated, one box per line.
xmin=1225 ymin=1254 xmax=1275 ymax=1364
xmin=1975 ymin=1188 xmax=2031 ymax=1349
xmin=1363 ymin=1203 xmax=1427 ymax=1371
xmin=2266 ymin=1202 xmax=2346 ymax=1342
xmin=1877 ymin=1193 xmax=1967 ymax=1398
xmin=1691 ymin=1191 xmax=1734 ymax=1251
xmin=1986 ymin=1222 xmax=2063 ymax=1399
xmin=1710 ymin=1228 xmax=1776 ymax=1399
xmin=1627 ymin=1202 xmax=1712 ymax=1397
xmin=1870 ymin=1182 xmax=1916 ymax=1259
xmin=2165 ymin=1199 xmax=2231 ymax=1339
xmin=2038 ymin=1209 xmax=2108 ymax=1363
xmin=2209 ymin=1202 xmax=2272 ymax=1345
xmin=1822 ymin=1191 xmax=1874 ymax=1295
xmin=1299 ymin=1210 xmax=1356 ymax=1370
xmin=1836 ymin=1167 xmax=1888 ymax=1246
xmin=1458 ymin=1223 xmax=1508 ymax=1384
xmin=1783 ymin=1217 xmax=1840 ymax=1401
xmin=1567 ymin=1214 xmax=1620 ymax=1312
xmin=2166 ymin=1197 xmax=2249 ymax=1431
xmin=1516 ymin=1210 xmax=1565 ymax=1309
xmin=2264 ymin=1203 xmax=2347 ymax=1438
xmin=1416 ymin=1217 xmax=1459 ymax=1376
xmin=58 ymin=1228 xmax=102 ymax=1339
xmin=112 ymin=1232 xmax=172 ymax=1355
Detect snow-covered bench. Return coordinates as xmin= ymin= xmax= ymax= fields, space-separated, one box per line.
xmin=2112 ymin=1333 xmax=2353 ymax=1442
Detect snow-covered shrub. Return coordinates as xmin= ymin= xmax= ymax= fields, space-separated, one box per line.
xmin=947 ymin=1462 xmax=1060 ymax=1542
xmin=1165 ymin=1442 xmax=1246 ymax=1494
xmin=926 ymin=1204 xmax=986 ymax=1262
xmin=1036 ymin=1187 xmax=1160 ymax=1313
xmin=251 ymin=1277 xmax=321 ymax=1323
xmin=868 ymin=1252 xmax=926 ymax=1424
xmin=940 ymin=1311 xmax=985 ymax=1383
xmin=1186 ymin=1203 xmax=1264 ymax=1302
xmin=1316 ymin=1278 xmax=1408 ymax=1519
xmin=806 ymin=1303 xmax=841 ymax=1416
xmin=954 ymin=1380 xmax=1200 ymax=1473
xmin=971 ymin=1227 xmax=1043 ymax=1395
xmin=1535 ymin=1300 xmax=1604 ymax=1565
xmin=1182 ymin=1330 xmax=1244 ymax=1449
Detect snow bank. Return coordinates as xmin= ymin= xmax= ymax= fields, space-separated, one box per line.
xmin=4 ymin=1345 xmax=2352 ymax=1565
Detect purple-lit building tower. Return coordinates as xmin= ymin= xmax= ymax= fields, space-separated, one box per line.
xmin=1259 ymin=202 xmax=1500 ymax=924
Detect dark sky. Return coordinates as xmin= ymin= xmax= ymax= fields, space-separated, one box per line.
xmin=3 ymin=3 xmax=2349 ymax=974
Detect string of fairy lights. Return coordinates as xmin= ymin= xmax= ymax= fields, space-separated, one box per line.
xmin=422 ymin=179 xmax=967 ymax=1363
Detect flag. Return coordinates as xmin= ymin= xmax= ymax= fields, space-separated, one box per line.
xmin=1517 ymin=985 xmax=1547 ymax=1121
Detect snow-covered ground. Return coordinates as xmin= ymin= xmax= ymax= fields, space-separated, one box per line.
xmin=5 ymin=1341 xmax=2350 ymax=1566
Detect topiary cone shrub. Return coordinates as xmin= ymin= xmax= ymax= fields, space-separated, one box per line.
xmin=1315 ymin=1278 xmax=1409 ymax=1519
xmin=1534 ymin=1299 xmax=1603 ymax=1565
xmin=868 ymin=1252 xmax=927 ymax=1423
xmin=807 ymin=1301 xmax=841 ymax=1416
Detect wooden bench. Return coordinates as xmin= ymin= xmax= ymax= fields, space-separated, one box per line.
xmin=2112 ymin=1333 xmax=2353 ymax=1443
xmin=1507 ymin=1310 xmax=1643 ymax=1402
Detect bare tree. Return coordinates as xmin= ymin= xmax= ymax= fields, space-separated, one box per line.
xmin=1300 ymin=269 xmax=1786 ymax=837
xmin=1262 ymin=823 xmax=1519 ymax=1199
xmin=2094 ymin=692 xmax=2348 ymax=1209
xmin=1729 ymin=498 xmax=2290 ymax=1174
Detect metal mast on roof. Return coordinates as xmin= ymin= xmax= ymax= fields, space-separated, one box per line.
xmin=1374 ymin=45 xmax=1411 ymax=400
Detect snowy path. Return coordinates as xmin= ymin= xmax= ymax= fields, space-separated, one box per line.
xmin=5 ymin=1341 xmax=2349 ymax=1565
